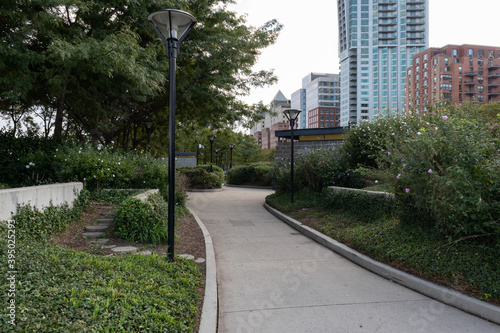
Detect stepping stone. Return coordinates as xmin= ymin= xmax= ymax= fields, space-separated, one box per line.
xmin=99 ymin=206 xmax=114 ymax=210
xmin=111 ymin=246 xmax=137 ymax=253
xmin=82 ymin=232 xmax=105 ymax=238
xmin=90 ymin=238 xmax=110 ymax=245
xmin=178 ymin=254 xmax=194 ymax=260
xmin=194 ymin=258 xmax=206 ymax=264
xmin=136 ymin=250 xmax=152 ymax=255
xmin=101 ymin=212 xmax=115 ymax=217
xmin=85 ymin=225 xmax=109 ymax=232
xmin=102 ymin=245 xmax=117 ymax=249
xmin=96 ymin=218 xmax=113 ymax=224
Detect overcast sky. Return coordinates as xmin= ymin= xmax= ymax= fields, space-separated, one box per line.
xmin=229 ymin=0 xmax=500 ymax=106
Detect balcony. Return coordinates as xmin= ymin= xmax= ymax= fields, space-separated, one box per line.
xmin=465 ymin=71 xmax=478 ymax=76
xmin=379 ymin=33 xmax=397 ymax=40
xmin=407 ymin=11 xmax=426 ymax=18
xmin=379 ymin=18 xmax=397 ymax=25
xmin=407 ymin=4 xmax=426 ymax=11
xmin=379 ymin=13 xmax=397 ymax=19
xmin=407 ymin=18 xmax=426 ymax=25
xmin=488 ymin=92 xmax=500 ymax=96
xmin=378 ymin=0 xmax=396 ymax=3
xmin=488 ymin=63 xmax=500 ymax=69
xmin=465 ymin=91 xmax=475 ymax=95
xmin=407 ymin=0 xmax=425 ymax=3
xmin=379 ymin=5 xmax=397 ymax=12
xmin=488 ymin=73 xmax=500 ymax=79
xmin=407 ymin=25 xmax=426 ymax=32
xmin=464 ymin=81 xmax=476 ymax=85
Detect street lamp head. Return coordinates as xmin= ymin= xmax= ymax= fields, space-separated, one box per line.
xmin=207 ymin=135 xmax=215 ymax=142
xmin=283 ymin=109 xmax=302 ymax=122
xmin=228 ymin=143 xmax=235 ymax=149
xmin=143 ymin=121 xmax=154 ymax=129
xmin=148 ymin=9 xmax=197 ymax=44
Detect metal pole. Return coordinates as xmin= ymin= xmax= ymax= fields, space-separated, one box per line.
xmin=167 ymin=39 xmax=177 ymax=262
xmin=290 ymin=119 xmax=295 ymax=203
xmin=230 ymin=147 xmax=233 ymax=169
xmin=210 ymin=140 xmax=213 ymax=172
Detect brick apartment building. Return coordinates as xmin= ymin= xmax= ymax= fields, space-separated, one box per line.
xmin=406 ymin=44 xmax=500 ymax=109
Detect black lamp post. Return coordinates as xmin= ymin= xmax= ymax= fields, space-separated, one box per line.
xmin=283 ymin=109 xmax=301 ymax=203
xmin=143 ymin=121 xmax=154 ymax=149
xmin=214 ymin=148 xmax=221 ymax=168
xmin=207 ymin=135 xmax=215 ymax=171
xmin=148 ymin=9 xmax=197 ymax=261
xmin=228 ymin=143 xmax=235 ymax=169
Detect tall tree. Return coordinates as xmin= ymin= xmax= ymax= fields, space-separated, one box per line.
xmin=0 ymin=0 xmax=281 ymax=145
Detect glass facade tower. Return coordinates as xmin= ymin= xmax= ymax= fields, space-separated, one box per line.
xmin=337 ymin=0 xmax=429 ymax=126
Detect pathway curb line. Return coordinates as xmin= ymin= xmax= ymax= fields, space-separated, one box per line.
xmin=264 ymin=203 xmax=500 ymax=325
xmin=189 ymin=208 xmax=218 ymax=333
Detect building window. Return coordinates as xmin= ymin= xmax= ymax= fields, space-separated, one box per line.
xmin=452 ymin=49 xmax=458 ymax=57
xmin=478 ymin=59 xmax=484 ymax=66
xmin=468 ymin=49 xmax=474 ymax=56
xmin=433 ymin=58 xmax=438 ymax=66
xmin=489 ymin=50 xmax=495 ymax=58
xmin=478 ymin=49 xmax=484 ymax=57
xmin=459 ymin=66 xmax=462 ymax=74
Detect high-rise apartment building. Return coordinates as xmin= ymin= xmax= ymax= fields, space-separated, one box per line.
xmin=337 ymin=0 xmax=428 ymax=125
xmin=291 ymin=73 xmax=341 ymax=129
xmin=405 ymin=44 xmax=500 ymax=109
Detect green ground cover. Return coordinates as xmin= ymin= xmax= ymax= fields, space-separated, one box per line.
xmin=0 ymin=189 xmax=203 ymax=332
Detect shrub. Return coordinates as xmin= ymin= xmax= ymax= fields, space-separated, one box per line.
xmin=178 ymin=165 xmax=224 ymax=189
xmin=226 ymin=162 xmax=272 ymax=186
xmin=12 ymin=189 xmax=91 ymax=240
xmin=379 ymin=104 xmax=500 ymax=237
xmin=0 ymin=132 xmax=63 ymax=187
xmin=114 ymin=194 xmax=169 ymax=244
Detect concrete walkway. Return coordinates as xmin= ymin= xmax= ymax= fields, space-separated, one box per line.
xmin=188 ymin=186 xmax=499 ymax=333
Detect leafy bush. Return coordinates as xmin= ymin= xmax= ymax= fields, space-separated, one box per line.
xmin=0 ymin=132 xmax=64 ymax=187
xmin=379 ymin=105 xmax=500 ymax=237
xmin=57 ymin=143 xmax=169 ymax=192
xmin=114 ymin=194 xmax=169 ymax=244
xmin=226 ymin=162 xmax=272 ymax=186
xmin=269 ymin=148 xmax=364 ymax=192
xmin=12 ymin=189 xmax=91 ymax=241
xmin=178 ymin=165 xmax=224 ymax=189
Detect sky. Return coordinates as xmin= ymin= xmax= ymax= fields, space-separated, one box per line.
xmin=228 ymin=0 xmax=500 ymax=106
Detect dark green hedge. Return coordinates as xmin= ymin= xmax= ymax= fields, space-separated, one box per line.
xmin=178 ymin=165 xmax=224 ymax=189
xmin=226 ymin=162 xmax=272 ymax=186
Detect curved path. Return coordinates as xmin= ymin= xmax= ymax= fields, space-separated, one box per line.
xmin=188 ymin=186 xmax=499 ymax=333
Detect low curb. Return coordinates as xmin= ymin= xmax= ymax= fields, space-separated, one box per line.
xmin=187 ymin=188 xmax=223 ymax=192
xmin=264 ymin=203 xmax=500 ymax=326
xmin=223 ymin=184 xmax=273 ymax=190
xmin=189 ymin=209 xmax=218 ymax=333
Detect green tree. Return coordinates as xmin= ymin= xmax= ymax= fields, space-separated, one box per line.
xmin=0 ymin=0 xmax=282 ymax=146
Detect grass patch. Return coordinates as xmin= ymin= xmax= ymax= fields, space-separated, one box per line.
xmin=0 ymin=240 xmax=203 ymax=332
xmin=266 ymin=190 xmax=500 ymax=304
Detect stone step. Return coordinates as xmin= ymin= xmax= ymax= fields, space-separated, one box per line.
xmin=82 ymin=232 xmax=105 ymax=238
xmin=194 ymin=258 xmax=206 ymax=264
xmin=103 ymin=245 xmax=117 ymax=249
xmin=178 ymin=254 xmax=194 ymax=260
xmin=101 ymin=212 xmax=115 ymax=217
xmin=98 ymin=206 xmax=114 ymax=210
xmin=85 ymin=224 xmax=109 ymax=232
xmin=90 ymin=238 xmax=110 ymax=245
xmin=96 ymin=218 xmax=113 ymax=224
xmin=111 ymin=246 xmax=137 ymax=253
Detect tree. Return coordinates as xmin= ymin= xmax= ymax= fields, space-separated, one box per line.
xmin=0 ymin=0 xmax=281 ymax=145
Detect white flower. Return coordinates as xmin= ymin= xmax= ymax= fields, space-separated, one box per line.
xmin=417 ymin=132 xmax=421 ymax=135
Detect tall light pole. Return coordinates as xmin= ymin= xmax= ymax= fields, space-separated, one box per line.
xmin=207 ymin=135 xmax=215 ymax=171
xmin=143 ymin=121 xmax=154 ymax=150
xmin=148 ymin=9 xmax=197 ymax=261
xmin=228 ymin=143 xmax=235 ymax=169
xmin=283 ymin=109 xmax=301 ymax=203
xmin=215 ymin=148 xmax=221 ymax=168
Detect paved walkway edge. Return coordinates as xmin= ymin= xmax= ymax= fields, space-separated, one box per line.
xmin=189 ymin=209 xmax=218 ymax=333
xmin=264 ymin=203 xmax=500 ymax=325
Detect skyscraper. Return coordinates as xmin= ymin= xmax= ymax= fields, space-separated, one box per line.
xmin=337 ymin=0 xmax=428 ymax=125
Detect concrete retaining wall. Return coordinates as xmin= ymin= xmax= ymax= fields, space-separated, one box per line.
xmin=0 ymin=182 xmax=83 ymax=221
